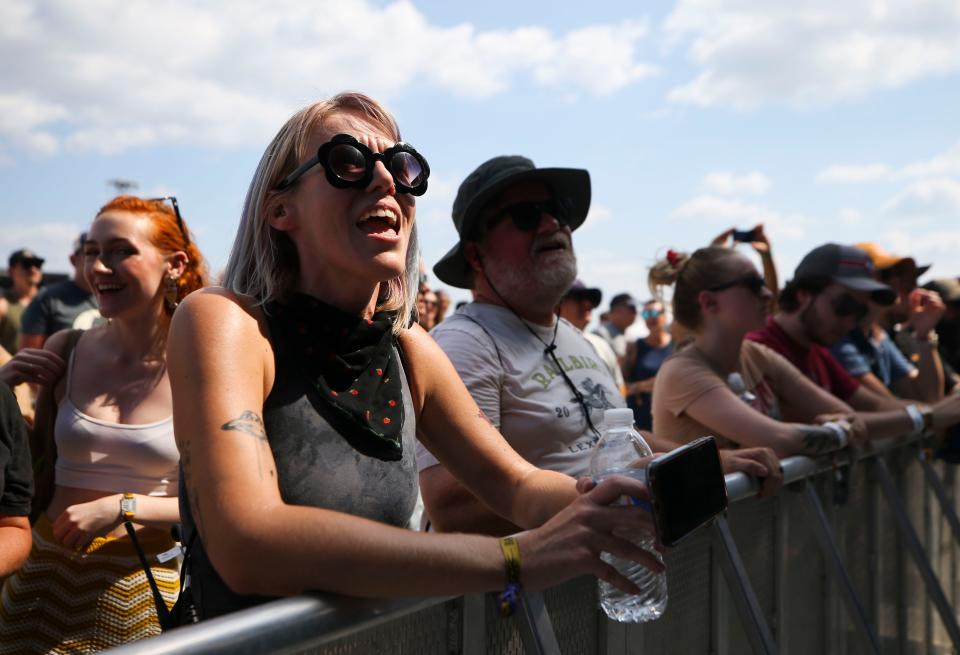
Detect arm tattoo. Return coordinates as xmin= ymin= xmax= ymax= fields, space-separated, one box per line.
xmin=221 ymin=410 xmax=268 ymax=441
xmin=222 ymin=410 xmax=273 ymax=480
xmin=178 ymin=439 xmax=206 ymax=541
xmin=798 ymin=425 xmax=842 ymax=454
xmin=478 ymin=408 xmax=494 ymax=427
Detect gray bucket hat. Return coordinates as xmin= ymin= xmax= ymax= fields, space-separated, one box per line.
xmin=433 ymin=155 xmax=590 ymax=289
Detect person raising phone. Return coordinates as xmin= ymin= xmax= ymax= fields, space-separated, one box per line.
xmin=649 ymin=246 xmax=960 ymax=457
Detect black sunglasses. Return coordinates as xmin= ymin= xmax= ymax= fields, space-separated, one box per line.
xmin=708 ymin=274 xmax=766 ymax=296
xmin=486 ymin=199 xmax=573 ymax=233
xmin=277 ymin=134 xmax=430 ymax=196
xmin=831 ymin=294 xmax=869 ymax=321
xmin=149 ymin=196 xmax=190 ymax=248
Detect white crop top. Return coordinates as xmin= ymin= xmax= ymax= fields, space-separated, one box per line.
xmin=54 ymin=349 xmax=179 ymax=496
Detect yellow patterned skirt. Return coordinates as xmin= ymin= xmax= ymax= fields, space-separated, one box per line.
xmin=0 ymin=515 xmax=179 ymax=655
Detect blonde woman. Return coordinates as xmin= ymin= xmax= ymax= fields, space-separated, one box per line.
xmin=169 ymin=92 xmax=660 ymax=619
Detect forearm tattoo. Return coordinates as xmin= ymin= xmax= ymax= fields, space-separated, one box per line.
xmin=175 ymin=433 xmax=206 ymax=540
xmin=222 ymin=410 xmax=274 ymax=480
xmin=478 ymin=408 xmax=494 ymax=427
xmin=798 ymin=425 xmax=843 ymax=454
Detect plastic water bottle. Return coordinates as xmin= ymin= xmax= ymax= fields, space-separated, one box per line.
xmin=727 ymin=372 xmax=756 ymax=405
xmin=589 ymin=408 xmax=668 ymax=623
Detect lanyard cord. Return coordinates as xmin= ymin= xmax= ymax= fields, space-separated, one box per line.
xmin=482 ymin=275 xmax=602 ymax=439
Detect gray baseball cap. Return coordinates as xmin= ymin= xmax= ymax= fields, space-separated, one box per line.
xmin=433 ymin=155 xmax=590 ymax=289
xmin=794 ymin=243 xmax=896 ymax=305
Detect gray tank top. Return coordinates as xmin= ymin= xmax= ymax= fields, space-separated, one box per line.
xmin=179 ymin=324 xmax=418 ymax=619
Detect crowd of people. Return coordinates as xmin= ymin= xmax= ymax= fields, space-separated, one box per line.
xmin=1 ymin=91 xmax=959 ymax=653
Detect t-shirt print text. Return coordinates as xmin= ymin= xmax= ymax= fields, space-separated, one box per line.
xmin=530 ymin=354 xmax=602 ymax=390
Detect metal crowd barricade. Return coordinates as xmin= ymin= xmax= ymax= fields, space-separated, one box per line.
xmin=106 ymin=433 xmax=960 ymax=655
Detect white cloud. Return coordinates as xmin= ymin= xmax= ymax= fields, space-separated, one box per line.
xmin=671 ymin=195 xmax=809 ymax=239
xmin=817 ymin=164 xmax=892 ymax=184
xmin=882 ymin=177 xmax=960 ymax=219
xmin=702 ymin=171 xmax=769 ymax=195
xmin=817 ymin=143 xmax=960 ymax=186
xmin=900 ymin=143 xmax=960 ymax=179
xmin=664 ymin=0 xmax=960 ymax=109
xmin=0 ymin=0 xmax=656 ymax=159
xmin=533 ymin=21 xmax=659 ymax=95
xmin=817 ymin=143 xmax=960 ymax=231
xmin=0 ymin=93 xmax=68 ymax=156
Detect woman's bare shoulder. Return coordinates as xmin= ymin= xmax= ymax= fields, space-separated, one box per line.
xmin=396 ymin=322 xmax=440 ymax=365
xmin=170 ymin=287 xmax=274 ymax=361
xmin=175 ymin=287 xmax=267 ymax=333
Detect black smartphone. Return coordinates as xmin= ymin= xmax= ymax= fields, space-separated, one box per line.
xmin=731 ymin=228 xmax=757 ymax=243
xmin=647 ymin=436 xmax=727 ymax=547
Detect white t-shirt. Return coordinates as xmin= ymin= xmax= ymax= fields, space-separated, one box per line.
xmin=417 ymin=302 xmax=625 ymax=479
xmin=593 ymin=322 xmax=628 ymax=359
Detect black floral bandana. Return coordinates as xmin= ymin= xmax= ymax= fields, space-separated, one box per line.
xmin=267 ymin=293 xmax=404 ymax=461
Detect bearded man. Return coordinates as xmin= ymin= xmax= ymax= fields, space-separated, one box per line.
xmin=418 ymin=156 xmax=782 ymax=535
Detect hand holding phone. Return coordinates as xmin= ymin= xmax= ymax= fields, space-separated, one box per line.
xmin=647 ymin=436 xmax=727 ymax=547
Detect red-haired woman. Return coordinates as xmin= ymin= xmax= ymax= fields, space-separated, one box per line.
xmin=0 ymin=196 xmax=207 ymax=653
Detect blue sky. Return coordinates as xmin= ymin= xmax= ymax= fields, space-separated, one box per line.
xmin=2 ymin=0 xmax=959 ymax=310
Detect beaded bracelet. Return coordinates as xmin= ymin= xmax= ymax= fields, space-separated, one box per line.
xmin=498 ymin=536 xmax=522 ymax=618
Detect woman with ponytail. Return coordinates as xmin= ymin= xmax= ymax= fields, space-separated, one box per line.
xmin=649 ymin=246 xmax=959 ymax=457
xmin=0 ymin=196 xmax=208 ymax=653
xmin=649 ymin=246 xmax=870 ymax=456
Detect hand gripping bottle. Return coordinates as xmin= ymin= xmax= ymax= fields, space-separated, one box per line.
xmin=588 ymin=408 xmax=667 ymax=622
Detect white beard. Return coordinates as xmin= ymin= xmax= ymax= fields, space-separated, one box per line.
xmin=482 ymin=242 xmax=577 ymax=309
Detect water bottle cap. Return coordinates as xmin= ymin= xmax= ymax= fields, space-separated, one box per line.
xmin=727 ymin=372 xmax=746 ymax=394
xmin=603 ymin=408 xmax=635 ymax=427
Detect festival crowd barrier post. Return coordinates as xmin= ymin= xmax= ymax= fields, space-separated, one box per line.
xmin=104 ymin=432 xmax=960 ymax=655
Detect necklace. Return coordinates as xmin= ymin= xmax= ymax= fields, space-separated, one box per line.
xmin=483 ymin=277 xmax=601 ymax=438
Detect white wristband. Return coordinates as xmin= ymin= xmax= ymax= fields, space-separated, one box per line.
xmin=905 ymin=404 xmax=925 ymax=436
xmin=822 ymin=421 xmax=849 ymax=449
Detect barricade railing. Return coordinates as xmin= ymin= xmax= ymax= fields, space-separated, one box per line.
xmin=106 ymin=433 xmax=960 ymax=655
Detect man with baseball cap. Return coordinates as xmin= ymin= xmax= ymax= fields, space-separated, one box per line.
xmin=747 ymin=243 xmax=924 ymax=412
xmin=0 ymin=249 xmax=45 ymax=354
xmin=417 ymin=155 xmax=781 ymax=534
xmin=557 ymin=279 xmax=625 ymax=395
xmin=593 ymin=292 xmax=637 ymax=366
xmin=855 ymin=242 xmax=954 ymax=399
xmin=825 ymin=243 xmax=949 ymax=405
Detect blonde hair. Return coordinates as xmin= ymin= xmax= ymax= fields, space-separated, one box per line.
xmin=221 ymin=92 xmax=419 ymax=334
xmin=648 ymin=247 xmax=740 ymax=331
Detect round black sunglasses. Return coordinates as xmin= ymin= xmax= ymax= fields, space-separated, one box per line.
xmin=276 ymin=134 xmax=430 ymax=196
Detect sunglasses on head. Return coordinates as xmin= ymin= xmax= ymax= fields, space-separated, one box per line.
xmin=148 ymin=196 xmax=190 ymax=247
xmin=641 ymin=308 xmax=663 ymax=320
xmin=486 ymin=199 xmax=573 ymax=234
xmin=708 ymin=274 xmax=766 ymax=296
xmin=831 ymin=294 xmax=869 ymax=321
xmin=277 ymin=133 xmax=430 ymax=196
